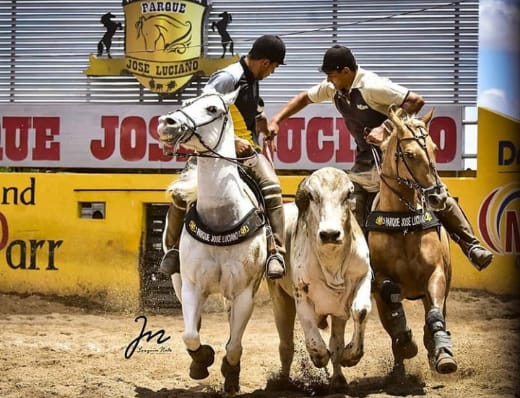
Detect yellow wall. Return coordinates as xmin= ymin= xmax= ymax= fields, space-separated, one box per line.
xmin=1 ymin=108 xmax=518 ymax=310
xmin=0 ymin=173 xmax=174 ymax=311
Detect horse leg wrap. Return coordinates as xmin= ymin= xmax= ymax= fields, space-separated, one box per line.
xmin=426 ymin=307 xmax=446 ymax=334
xmin=379 ymin=279 xmax=418 ymax=359
xmin=221 ymin=356 xmax=241 ymax=395
xmin=379 ymin=279 xmax=409 ymax=336
xmin=187 ymin=344 xmax=215 ymax=380
xmin=426 ymin=307 xmax=454 ymax=357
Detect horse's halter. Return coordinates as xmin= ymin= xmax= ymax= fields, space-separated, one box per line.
xmin=380 ymin=120 xmax=445 ymax=212
xmin=167 ymin=93 xmax=230 ymax=153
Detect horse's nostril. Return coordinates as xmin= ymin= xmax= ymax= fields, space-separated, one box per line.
xmin=165 ymin=117 xmax=175 ymax=125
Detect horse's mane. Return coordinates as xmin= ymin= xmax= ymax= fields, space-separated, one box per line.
xmin=166 ymin=160 xmax=198 ymax=204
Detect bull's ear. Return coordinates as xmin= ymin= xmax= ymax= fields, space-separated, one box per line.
xmin=294 ymin=177 xmax=310 ymax=212
xmin=347 ymin=182 xmax=356 ymax=210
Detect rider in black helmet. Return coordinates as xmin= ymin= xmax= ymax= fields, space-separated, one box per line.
xmin=160 ymin=35 xmax=288 ymax=279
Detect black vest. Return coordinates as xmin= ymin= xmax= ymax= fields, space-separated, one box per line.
xmin=234 ymin=57 xmax=260 ymax=144
xmin=334 ymin=88 xmax=386 ymax=166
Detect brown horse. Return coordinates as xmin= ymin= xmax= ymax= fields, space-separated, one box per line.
xmin=367 ymin=106 xmax=457 ymax=377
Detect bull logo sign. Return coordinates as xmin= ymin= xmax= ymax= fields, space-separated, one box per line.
xmin=123 ymin=0 xmax=207 ymax=93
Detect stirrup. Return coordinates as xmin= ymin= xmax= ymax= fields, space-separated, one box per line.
xmin=467 ymin=244 xmax=493 ymax=271
xmin=159 ymin=248 xmax=180 ymax=275
xmin=265 ymin=252 xmax=286 ymax=280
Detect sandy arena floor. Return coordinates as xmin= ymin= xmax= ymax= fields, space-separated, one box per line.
xmin=0 ymin=288 xmax=519 ymax=398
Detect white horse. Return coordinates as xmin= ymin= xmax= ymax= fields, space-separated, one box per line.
xmin=157 ymin=90 xmax=267 ymax=396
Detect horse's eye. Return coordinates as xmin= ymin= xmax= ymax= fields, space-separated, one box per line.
xmin=207 ymin=105 xmax=218 ymax=114
xmin=405 ymin=151 xmax=416 ymax=159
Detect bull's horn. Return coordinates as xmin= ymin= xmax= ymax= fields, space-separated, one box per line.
xmin=294 ymin=177 xmax=310 ymax=213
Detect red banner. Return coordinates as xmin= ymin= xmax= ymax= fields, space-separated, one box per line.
xmin=0 ymin=103 xmax=464 ymax=170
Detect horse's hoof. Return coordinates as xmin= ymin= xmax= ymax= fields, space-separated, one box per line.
xmin=436 ymin=352 xmax=458 ymax=374
xmin=330 ymin=373 xmax=348 ymax=393
xmin=393 ymin=330 xmax=418 ymax=360
xmin=187 ymin=345 xmax=215 ymax=380
xmin=310 ymin=350 xmax=330 ymax=368
xmin=389 ymin=362 xmax=406 ymax=380
xmin=341 ymin=342 xmax=363 ymax=367
xmin=400 ymin=339 xmax=418 ymax=359
xmin=190 ymin=362 xmax=210 ymax=380
xmin=221 ymin=356 xmax=240 ymax=395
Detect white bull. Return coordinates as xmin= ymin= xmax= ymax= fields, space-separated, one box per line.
xmin=267 ymin=167 xmax=372 ymax=392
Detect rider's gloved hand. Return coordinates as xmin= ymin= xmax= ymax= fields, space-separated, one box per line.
xmin=234 ymin=137 xmax=254 ymax=157
xmin=365 ymin=120 xmax=393 ymax=146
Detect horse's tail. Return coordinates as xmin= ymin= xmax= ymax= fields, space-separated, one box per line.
xmin=167 ymin=160 xmax=198 ymax=204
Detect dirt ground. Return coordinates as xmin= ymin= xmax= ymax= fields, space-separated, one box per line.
xmin=0 ymin=288 xmax=519 ymax=398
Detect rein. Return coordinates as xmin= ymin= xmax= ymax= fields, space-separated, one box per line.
xmin=166 ymin=93 xmax=258 ymax=168
xmin=175 ymin=93 xmax=229 ymax=152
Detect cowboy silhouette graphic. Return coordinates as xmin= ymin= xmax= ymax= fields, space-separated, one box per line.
xmin=97 ymin=12 xmax=122 ymax=58
xmin=211 ymin=11 xmax=233 ymax=58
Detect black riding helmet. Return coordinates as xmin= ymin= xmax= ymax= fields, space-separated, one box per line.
xmin=248 ymin=35 xmax=286 ymax=65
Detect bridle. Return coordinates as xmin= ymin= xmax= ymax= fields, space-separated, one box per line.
xmin=163 ymin=93 xmax=256 ymax=166
xmin=375 ymin=119 xmax=445 ymax=212
xmin=168 ymin=93 xmax=229 ymax=152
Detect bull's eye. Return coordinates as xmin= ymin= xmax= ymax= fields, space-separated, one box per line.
xmin=206 ymin=105 xmax=218 ymax=114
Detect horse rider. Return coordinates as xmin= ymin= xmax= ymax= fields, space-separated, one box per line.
xmin=160 ymin=35 xmax=287 ymax=279
xmin=267 ymin=44 xmax=493 ymax=272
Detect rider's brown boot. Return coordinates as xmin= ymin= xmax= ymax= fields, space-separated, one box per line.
xmin=159 ymin=248 xmax=180 ymax=275
xmin=466 ymin=244 xmax=493 ymax=271
xmin=435 ymin=196 xmax=493 ymax=271
xmin=266 ymin=252 xmax=285 ymax=280
xmin=245 ymin=153 xmax=286 ymax=279
xmin=159 ymin=199 xmax=186 ymax=275
xmin=264 ymin=193 xmax=286 ymax=280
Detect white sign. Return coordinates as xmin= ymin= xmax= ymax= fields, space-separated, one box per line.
xmin=0 ymin=103 xmax=463 ymax=170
